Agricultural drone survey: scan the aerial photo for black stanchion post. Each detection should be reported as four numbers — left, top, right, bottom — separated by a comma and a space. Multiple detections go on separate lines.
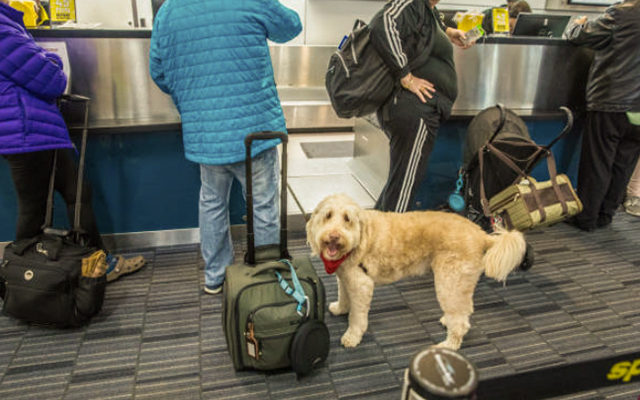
401, 347, 478, 400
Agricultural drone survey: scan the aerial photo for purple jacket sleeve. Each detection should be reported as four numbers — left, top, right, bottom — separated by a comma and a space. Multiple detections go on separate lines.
0, 28, 67, 101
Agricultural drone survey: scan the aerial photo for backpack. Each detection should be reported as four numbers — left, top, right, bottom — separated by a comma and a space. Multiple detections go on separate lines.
325, 8, 436, 119
325, 19, 395, 119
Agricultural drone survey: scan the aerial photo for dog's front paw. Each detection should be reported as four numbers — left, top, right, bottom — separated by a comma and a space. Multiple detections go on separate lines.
329, 301, 349, 316
341, 329, 363, 348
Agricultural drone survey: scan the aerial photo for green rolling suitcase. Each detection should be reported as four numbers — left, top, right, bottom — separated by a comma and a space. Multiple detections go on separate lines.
221, 132, 328, 374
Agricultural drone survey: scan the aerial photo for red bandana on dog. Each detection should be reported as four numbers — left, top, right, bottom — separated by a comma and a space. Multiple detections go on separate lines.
320, 252, 351, 275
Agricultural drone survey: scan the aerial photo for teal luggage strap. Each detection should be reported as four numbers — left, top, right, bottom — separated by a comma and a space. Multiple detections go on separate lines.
275, 259, 309, 317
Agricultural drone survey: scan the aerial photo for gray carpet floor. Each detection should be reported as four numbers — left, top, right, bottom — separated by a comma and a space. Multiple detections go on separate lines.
1, 214, 640, 399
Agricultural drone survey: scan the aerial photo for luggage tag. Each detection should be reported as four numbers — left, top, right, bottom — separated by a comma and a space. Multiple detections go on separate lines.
245, 322, 260, 360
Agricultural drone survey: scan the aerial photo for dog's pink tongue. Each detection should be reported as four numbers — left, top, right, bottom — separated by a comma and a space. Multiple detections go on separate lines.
327, 243, 339, 258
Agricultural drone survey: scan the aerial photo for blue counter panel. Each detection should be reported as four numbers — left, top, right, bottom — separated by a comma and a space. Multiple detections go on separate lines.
413, 118, 582, 210
1, 119, 581, 242
0, 130, 246, 242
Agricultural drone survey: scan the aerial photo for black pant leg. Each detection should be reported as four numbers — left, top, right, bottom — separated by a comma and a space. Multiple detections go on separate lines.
3, 151, 54, 240
375, 90, 441, 213
576, 112, 621, 228
600, 116, 640, 217
3, 149, 104, 249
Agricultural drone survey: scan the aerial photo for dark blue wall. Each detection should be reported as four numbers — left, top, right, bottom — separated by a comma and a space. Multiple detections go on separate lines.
0, 118, 581, 243
0, 129, 246, 242
413, 118, 581, 210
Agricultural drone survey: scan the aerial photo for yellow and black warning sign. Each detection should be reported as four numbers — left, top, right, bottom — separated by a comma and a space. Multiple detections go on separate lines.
50, 0, 76, 23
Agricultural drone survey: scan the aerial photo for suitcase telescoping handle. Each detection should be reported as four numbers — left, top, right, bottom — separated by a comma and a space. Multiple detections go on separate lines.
249, 260, 293, 277
244, 131, 289, 265
43, 94, 91, 243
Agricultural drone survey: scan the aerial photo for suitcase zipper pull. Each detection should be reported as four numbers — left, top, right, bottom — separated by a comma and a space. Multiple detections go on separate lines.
36, 242, 49, 257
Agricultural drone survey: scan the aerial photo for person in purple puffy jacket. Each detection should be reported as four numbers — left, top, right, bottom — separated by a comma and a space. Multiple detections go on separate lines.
0, 0, 145, 282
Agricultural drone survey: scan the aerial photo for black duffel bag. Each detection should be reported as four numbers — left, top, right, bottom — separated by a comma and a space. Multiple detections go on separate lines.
0, 234, 107, 327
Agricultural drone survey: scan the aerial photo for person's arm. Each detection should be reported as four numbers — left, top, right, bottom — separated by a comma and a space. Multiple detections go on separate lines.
369, 0, 421, 81
370, 0, 436, 103
565, 9, 615, 50
261, 0, 302, 44
148, 6, 170, 94
0, 28, 66, 101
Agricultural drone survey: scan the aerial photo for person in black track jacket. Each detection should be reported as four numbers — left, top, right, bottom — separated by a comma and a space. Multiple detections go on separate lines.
369, 0, 471, 213
564, 0, 640, 232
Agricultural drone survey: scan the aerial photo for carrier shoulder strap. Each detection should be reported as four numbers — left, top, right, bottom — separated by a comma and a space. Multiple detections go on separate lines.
482, 143, 568, 221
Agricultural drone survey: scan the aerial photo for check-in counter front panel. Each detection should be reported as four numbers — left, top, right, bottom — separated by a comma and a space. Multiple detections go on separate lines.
29, 31, 592, 130
0, 31, 592, 245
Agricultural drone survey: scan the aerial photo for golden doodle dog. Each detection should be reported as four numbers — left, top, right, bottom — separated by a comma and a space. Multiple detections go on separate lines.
306, 193, 527, 350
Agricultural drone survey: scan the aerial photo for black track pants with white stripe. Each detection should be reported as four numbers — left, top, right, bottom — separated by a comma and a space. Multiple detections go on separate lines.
375, 89, 444, 213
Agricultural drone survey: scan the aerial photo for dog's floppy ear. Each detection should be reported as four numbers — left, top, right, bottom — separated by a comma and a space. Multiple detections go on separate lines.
305, 203, 322, 255
348, 201, 365, 247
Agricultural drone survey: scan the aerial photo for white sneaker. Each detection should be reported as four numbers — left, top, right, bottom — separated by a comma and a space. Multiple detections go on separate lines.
204, 283, 223, 295
623, 196, 640, 217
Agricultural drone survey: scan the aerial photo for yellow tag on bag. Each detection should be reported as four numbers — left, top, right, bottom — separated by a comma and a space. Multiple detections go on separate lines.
82, 250, 108, 278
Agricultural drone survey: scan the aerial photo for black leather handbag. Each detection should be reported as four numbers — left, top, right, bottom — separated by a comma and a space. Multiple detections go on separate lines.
0, 95, 107, 328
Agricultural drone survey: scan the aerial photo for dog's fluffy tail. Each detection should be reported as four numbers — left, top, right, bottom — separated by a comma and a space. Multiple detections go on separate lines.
482, 229, 527, 283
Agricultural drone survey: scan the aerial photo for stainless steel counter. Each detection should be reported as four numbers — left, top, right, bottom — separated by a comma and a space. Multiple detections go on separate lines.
33, 29, 349, 132
453, 37, 592, 113
31, 29, 592, 132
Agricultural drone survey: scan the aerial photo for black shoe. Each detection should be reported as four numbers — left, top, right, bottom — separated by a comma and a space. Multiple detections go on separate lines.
564, 217, 595, 232
597, 213, 612, 228
519, 243, 535, 271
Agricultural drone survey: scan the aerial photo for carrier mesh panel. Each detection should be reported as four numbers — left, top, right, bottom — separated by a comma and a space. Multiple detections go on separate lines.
463, 107, 531, 165
462, 107, 539, 230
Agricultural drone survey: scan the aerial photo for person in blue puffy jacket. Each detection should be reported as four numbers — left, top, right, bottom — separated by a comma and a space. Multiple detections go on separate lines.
0, 0, 145, 281
149, 0, 302, 294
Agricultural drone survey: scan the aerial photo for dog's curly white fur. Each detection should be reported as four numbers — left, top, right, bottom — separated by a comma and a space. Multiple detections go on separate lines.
306, 193, 527, 350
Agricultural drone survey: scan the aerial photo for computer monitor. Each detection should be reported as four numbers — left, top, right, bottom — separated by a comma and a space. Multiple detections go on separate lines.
512, 13, 571, 38
568, 0, 617, 5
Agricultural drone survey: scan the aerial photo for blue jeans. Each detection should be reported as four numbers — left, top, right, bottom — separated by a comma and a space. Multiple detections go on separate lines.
199, 147, 280, 287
